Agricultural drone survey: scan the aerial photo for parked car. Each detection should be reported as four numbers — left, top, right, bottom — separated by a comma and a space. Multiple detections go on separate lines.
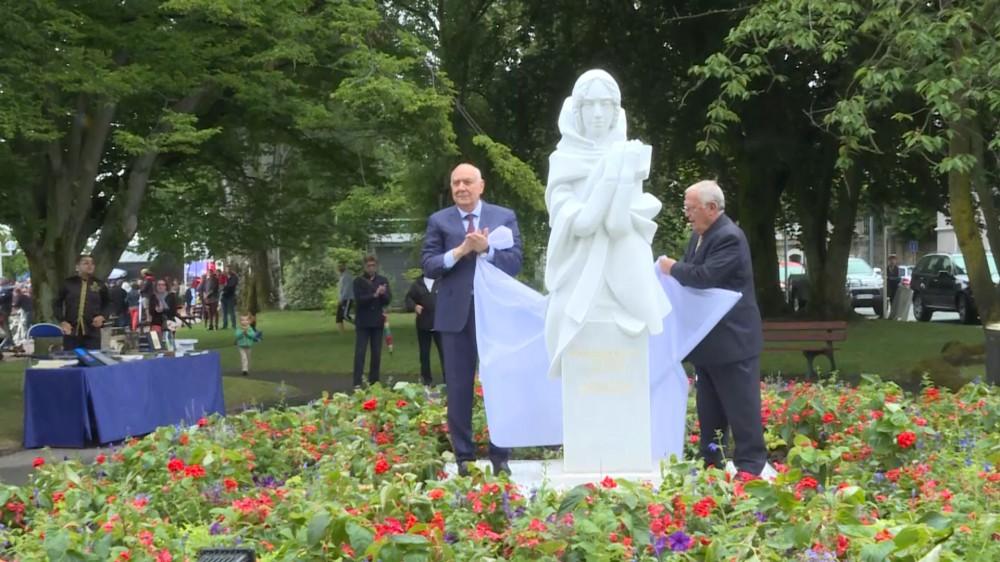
910, 252, 999, 324
786, 257, 884, 315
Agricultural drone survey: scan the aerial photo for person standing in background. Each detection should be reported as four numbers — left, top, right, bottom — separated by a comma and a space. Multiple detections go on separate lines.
352, 256, 391, 387
235, 314, 258, 377
202, 269, 220, 330
336, 262, 353, 333
53, 255, 111, 350
405, 273, 445, 386
221, 265, 239, 329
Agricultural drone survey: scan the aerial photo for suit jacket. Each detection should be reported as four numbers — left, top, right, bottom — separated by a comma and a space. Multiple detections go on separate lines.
405, 279, 438, 332
353, 273, 391, 328
421, 201, 522, 333
671, 213, 763, 366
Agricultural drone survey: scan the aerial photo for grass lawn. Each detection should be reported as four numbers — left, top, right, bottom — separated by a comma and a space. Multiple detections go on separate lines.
0, 310, 986, 449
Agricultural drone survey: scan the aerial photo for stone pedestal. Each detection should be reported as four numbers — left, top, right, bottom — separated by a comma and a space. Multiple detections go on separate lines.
561, 321, 652, 474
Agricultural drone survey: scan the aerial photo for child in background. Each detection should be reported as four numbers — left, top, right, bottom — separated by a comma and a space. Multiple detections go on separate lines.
235, 314, 257, 377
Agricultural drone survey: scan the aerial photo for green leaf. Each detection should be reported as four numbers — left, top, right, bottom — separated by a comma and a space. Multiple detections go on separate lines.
557, 485, 589, 516
347, 521, 374, 553
861, 541, 896, 562
307, 511, 332, 546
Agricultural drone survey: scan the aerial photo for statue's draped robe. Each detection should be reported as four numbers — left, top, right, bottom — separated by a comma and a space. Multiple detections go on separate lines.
544, 98, 671, 378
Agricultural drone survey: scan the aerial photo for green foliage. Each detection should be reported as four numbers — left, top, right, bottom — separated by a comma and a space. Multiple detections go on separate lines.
472, 135, 546, 213
282, 254, 342, 311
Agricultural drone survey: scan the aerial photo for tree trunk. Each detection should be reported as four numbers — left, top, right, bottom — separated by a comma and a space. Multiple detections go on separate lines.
732, 161, 787, 316
796, 158, 861, 319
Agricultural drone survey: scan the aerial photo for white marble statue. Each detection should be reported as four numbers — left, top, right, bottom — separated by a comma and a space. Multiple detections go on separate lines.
544, 69, 671, 378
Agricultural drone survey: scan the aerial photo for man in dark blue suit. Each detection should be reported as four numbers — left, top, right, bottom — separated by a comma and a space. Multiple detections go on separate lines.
658, 180, 767, 476
421, 163, 522, 476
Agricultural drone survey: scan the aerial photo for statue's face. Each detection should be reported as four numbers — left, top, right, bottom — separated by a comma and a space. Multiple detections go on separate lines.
578, 80, 617, 141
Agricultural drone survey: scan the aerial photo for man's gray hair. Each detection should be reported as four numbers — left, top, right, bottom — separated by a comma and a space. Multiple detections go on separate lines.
686, 180, 726, 211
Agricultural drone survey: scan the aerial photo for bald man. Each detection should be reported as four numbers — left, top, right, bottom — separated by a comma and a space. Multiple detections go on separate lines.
421, 163, 523, 476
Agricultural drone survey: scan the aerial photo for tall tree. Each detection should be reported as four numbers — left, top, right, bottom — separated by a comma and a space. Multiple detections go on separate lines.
691, 0, 953, 317
0, 0, 453, 320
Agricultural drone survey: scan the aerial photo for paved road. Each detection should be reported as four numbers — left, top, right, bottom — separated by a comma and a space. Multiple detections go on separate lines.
855, 306, 961, 323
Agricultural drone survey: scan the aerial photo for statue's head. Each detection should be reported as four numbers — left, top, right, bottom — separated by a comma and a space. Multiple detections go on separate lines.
572, 70, 622, 142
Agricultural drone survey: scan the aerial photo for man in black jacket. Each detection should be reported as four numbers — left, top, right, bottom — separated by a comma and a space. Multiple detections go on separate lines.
405, 274, 445, 385
658, 180, 767, 476
53, 255, 111, 350
352, 255, 391, 387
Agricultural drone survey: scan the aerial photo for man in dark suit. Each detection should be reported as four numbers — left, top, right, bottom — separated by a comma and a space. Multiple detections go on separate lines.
353, 255, 391, 387
657, 180, 767, 476
405, 274, 445, 386
53, 255, 111, 350
421, 163, 522, 476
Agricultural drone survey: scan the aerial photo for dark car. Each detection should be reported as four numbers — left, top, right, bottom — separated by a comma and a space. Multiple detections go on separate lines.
910, 253, 999, 324
787, 257, 885, 315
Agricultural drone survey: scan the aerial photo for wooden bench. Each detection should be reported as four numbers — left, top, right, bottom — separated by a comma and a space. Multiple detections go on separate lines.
763, 321, 848, 378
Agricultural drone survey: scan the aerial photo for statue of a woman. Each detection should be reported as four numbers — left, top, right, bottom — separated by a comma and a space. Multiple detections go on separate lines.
544, 69, 670, 377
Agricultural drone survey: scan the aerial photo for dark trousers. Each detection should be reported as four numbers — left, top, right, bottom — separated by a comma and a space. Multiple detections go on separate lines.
695, 355, 766, 475
336, 299, 353, 323
353, 326, 383, 386
203, 302, 218, 328
440, 304, 508, 464
221, 296, 236, 329
63, 332, 102, 350
417, 328, 445, 385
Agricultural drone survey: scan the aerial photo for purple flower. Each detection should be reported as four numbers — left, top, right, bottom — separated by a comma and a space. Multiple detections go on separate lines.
209, 521, 223, 535
668, 530, 691, 552
754, 511, 768, 523
652, 534, 668, 556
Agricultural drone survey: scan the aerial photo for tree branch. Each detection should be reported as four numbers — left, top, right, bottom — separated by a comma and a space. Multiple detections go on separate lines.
665, 5, 753, 24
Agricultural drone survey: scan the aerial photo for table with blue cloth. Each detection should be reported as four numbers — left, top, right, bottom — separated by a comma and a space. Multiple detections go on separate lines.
23, 352, 225, 448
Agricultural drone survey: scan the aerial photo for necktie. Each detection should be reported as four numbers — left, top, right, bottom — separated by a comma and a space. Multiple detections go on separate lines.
465, 214, 476, 234
695, 236, 703, 252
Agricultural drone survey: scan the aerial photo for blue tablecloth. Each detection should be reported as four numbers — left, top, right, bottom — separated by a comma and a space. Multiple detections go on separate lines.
23, 352, 225, 448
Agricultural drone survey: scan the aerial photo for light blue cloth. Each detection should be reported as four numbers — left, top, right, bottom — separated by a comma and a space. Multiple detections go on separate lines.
473, 260, 739, 460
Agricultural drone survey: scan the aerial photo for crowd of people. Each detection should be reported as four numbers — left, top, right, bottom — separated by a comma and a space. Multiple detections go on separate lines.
0, 260, 254, 368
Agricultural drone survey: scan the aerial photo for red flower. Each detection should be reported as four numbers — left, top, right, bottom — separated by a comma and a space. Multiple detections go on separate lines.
396, 399, 408, 408
896, 431, 917, 449
427, 488, 445, 500
223, 478, 238, 492
197, 417, 208, 427
822, 412, 836, 424
156, 549, 172, 562
179, 434, 189, 446
51, 491, 64, 503
139, 530, 154, 547
95, 453, 106, 465
796, 476, 819, 492
836, 534, 850, 555
374, 457, 391, 474
183, 463, 206, 479
117, 552, 131, 561
875, 529, 893, 542
32, 457, 45, 469
167, 458, 185, 473
600, 476, 617, 489
362, 399, 378, 411
886, 468, 901, 482
529, 518, 547, 532
693, 497, 716, 518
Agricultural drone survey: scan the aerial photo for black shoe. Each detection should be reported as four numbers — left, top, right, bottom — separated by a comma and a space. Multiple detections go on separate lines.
492, 461, 511, 476
457, 461, 472, 477
242, 371, 248, 377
